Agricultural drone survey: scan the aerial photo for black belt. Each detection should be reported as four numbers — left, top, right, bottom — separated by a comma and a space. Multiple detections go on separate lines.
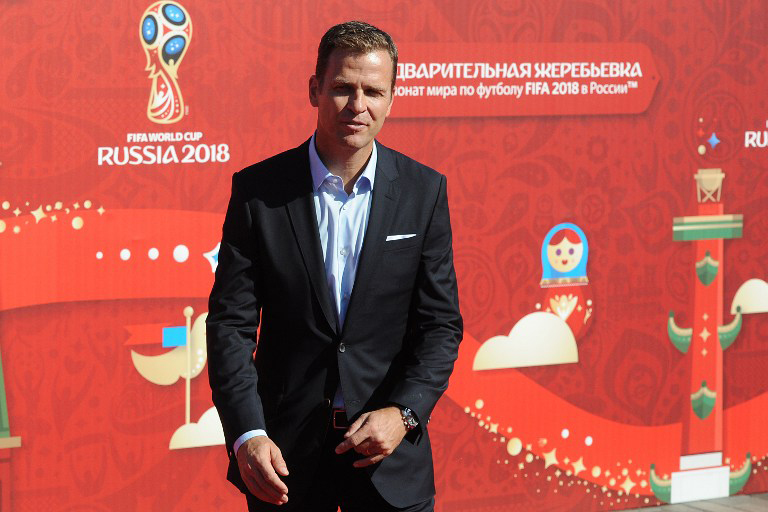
332, 408, 349, 430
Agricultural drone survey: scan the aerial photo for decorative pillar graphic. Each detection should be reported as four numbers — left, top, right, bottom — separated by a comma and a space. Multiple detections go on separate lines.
0, 344, 22, 512
650, 168, 750, 503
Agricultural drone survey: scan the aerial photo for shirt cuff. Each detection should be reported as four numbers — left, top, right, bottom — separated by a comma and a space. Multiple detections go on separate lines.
233, 429, 267, 456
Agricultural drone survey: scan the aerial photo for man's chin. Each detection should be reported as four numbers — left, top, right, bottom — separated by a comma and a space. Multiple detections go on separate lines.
316, 131, 376, 158
338, 133, 374, 151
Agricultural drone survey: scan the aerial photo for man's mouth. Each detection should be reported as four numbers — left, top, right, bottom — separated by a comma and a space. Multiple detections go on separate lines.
342, 121, 367, 131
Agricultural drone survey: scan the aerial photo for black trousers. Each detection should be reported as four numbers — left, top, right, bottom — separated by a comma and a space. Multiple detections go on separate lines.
245, 427, 434, 512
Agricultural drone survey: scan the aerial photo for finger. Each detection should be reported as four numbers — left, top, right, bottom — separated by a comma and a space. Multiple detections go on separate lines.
254, 455, 289, 496
335, 429, 369, 454
242, 472, 263, 498
271, 445, 290, 476
335, 437, 354, 454
344, 413, 368, 439
353, 454, 386, 468
353, 440, 374, 456
246, 472, 288, 505
247, 475, 277, 504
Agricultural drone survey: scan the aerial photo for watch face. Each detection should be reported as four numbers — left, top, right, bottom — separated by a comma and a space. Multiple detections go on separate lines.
401, 407, 418, 428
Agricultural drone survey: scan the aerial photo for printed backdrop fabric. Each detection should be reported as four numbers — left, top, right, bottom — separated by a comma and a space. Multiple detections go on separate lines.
2, 1, 768, 510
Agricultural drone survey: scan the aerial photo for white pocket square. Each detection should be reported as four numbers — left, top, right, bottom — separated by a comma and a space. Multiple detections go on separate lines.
386, 234, 417, 241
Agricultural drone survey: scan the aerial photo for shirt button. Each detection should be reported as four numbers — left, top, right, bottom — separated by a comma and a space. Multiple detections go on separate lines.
339, 247, 349, 256
338, 343, 346, 353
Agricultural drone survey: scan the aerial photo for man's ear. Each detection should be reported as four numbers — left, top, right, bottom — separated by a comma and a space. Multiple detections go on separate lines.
385, 89, 394, 117
309, 75, 319, 107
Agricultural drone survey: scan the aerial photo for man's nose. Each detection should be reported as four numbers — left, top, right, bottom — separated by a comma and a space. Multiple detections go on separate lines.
347, 90, 366, 113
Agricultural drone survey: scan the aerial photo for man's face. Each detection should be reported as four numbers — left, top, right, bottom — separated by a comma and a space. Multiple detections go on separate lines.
309, 49, 394, 160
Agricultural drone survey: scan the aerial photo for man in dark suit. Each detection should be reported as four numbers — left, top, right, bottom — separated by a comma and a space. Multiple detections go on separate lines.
207, 21, 462, 511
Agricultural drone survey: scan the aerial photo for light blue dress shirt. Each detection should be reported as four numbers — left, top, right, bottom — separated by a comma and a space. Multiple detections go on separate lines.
233, 135, 377, 455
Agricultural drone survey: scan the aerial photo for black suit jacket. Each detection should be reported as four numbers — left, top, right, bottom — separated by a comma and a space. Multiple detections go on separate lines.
206, 139, 462, 507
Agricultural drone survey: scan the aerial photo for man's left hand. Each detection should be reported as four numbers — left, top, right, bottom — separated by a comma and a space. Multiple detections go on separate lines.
335, 406, 407, 468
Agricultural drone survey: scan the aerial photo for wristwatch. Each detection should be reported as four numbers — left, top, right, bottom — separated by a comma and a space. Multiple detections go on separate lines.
399, 407, 419, 431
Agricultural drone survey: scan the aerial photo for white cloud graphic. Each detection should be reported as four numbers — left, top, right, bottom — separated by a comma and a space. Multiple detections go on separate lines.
473, 312, 578, 371
169, 407, 225, 450
731, 278, 768, 314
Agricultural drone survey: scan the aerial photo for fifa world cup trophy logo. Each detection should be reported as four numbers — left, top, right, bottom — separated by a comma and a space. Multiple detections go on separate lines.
139, 2, 192, 124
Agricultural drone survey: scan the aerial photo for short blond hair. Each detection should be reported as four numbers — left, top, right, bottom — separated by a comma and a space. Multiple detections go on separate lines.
316, 21, 398, 90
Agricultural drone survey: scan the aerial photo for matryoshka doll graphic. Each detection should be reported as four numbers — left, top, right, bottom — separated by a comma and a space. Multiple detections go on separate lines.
539, 223, 593, 339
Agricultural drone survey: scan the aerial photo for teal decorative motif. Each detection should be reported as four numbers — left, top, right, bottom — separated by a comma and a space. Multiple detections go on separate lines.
672, 214, 743, 241
649, 464, 671, 503
695, 251, 719, 286
729, 453, 751, 495
667, 311, 692, 353
0, 347, 10, 438
719, 307, 742, 351
691, 381, 716, 420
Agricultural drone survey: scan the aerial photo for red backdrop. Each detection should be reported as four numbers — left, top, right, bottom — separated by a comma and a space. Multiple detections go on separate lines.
2, 1, 768, 510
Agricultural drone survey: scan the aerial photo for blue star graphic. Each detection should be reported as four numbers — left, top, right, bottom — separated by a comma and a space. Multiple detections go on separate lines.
707, 132, 720, 148
203, 242, 220, 273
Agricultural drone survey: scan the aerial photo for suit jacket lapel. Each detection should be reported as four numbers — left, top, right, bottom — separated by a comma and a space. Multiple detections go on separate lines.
342, 143, 401, 334
284, 140, 339, 334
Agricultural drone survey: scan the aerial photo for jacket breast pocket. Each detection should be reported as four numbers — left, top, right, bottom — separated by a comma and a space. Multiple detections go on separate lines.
383, 236, 420, 252
378, 242, 421, 290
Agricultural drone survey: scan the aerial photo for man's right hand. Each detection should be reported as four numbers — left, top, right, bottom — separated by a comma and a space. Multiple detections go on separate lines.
236, 436, 290, 505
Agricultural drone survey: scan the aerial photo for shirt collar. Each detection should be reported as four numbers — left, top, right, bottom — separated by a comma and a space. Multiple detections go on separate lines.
309, 133, 377, 193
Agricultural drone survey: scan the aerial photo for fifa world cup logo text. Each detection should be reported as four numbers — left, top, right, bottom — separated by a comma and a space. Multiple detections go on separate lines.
140, 2, 192, 124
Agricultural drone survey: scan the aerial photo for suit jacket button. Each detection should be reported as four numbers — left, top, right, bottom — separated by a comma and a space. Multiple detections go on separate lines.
338, 343, 346, 353
323, 398, 331, 408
